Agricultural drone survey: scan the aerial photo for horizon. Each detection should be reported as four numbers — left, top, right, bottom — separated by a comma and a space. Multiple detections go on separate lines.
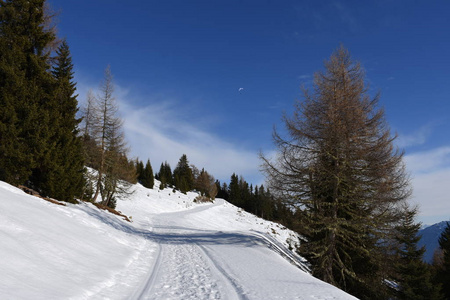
49, 0, 450, 225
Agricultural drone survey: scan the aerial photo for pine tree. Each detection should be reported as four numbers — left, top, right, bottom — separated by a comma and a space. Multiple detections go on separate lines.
158, 161, 173, 189
140, 159, 154, 189
0, 0, 56, 186
436, 222, 450, 299
393, 207, 442, 300
261, 46, 411, 299
215, 181, 229, 200
35, 40, 84, 202
228, 173, 240, 205
173, 154, 194, 193
136, 159, 144, 182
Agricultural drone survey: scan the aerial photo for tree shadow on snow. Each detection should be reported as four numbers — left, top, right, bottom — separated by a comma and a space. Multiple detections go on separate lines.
77, 202, 263, 248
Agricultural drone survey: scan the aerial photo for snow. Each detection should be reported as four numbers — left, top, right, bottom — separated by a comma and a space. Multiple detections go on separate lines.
0, 180, 357, 299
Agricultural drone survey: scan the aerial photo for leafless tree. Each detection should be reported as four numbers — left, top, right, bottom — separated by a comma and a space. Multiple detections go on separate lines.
261, 46, 411, 298
81, 66, 134, 207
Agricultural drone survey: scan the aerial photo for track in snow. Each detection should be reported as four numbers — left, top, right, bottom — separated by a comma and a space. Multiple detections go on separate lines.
120, 199, 356, 300
132, 225, 246, 300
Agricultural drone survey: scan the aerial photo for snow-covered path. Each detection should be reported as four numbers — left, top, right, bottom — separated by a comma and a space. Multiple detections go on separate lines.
0, 181, 357, 299
121, 199, 356, 300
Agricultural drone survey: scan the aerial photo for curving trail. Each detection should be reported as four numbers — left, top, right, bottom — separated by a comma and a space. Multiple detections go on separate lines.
127, 200, 356, 300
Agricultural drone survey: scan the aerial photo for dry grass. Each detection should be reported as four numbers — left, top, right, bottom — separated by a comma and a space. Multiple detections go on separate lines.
194, 195, 213, 203
91, 202, 131, 223
17, 185, 131, 222
18, 185, 66, 206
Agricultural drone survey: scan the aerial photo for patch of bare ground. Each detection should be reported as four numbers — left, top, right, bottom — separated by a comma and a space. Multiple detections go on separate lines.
18, 185, 66, 206
91, 202, 131, 223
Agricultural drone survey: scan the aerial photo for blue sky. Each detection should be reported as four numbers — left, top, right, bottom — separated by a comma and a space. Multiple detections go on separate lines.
49, 0, 450, 225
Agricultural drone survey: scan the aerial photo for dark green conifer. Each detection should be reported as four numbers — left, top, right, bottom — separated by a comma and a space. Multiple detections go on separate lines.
173, 154, 193, 193
0, 0, 56, 186
228, 173, 240, 205
140, 159, 154, 189
158, 161, 173, 189
136, 160, 144, 182
393, 207, 442, 300
436, 222, 450, 299
35, 40, 84, 202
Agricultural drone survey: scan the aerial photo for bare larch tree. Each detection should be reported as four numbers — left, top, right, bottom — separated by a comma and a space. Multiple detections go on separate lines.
261, 46, 411, 299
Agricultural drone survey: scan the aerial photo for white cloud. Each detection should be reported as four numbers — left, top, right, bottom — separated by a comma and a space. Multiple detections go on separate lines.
75, 78, 264, 184
410, 168, 450, 224
120, 99, 261, 183
396, 124, 433, 148
404, 146, 450, 174
110, 87, 262, 185
404, 147, 450, 224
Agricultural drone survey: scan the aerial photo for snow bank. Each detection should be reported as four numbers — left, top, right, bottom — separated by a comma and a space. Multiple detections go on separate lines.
0, 180, 357, 299
0, 181, 155, 299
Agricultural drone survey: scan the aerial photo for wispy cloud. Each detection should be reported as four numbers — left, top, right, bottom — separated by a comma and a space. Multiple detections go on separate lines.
75, 74, 264, 184
405, 146, 450, 174
77, 79, 261, 185
298, 74, 311, 80
404, 146, 450, 224
120, 98, 261, 183
396, 124, 433, 148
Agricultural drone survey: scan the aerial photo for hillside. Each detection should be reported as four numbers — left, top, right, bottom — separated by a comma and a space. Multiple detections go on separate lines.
419, 221, 449, 263
0, 180, 357, 299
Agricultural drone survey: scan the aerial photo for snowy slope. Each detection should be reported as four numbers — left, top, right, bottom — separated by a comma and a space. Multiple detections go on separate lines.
0, 180, 357, 299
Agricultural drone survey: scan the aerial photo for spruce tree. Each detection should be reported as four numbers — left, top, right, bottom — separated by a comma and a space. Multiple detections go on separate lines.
136, 159, 144, 182
173, 154, 194, 193
215, 181, 229, 200
0, 0, 56, 186
228, 173, 240, 205
141, 159, 154, 189
35, 40, 84, 202
158, 161, 173, 189
393, 207, 442, 300
436, 222, 450, 299
261, 46, 411, 299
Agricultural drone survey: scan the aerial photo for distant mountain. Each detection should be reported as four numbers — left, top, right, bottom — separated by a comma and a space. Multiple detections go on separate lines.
418, 221, 449, 263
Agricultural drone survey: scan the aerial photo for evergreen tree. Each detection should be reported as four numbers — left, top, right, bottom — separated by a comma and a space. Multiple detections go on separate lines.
173, 154, 194, 193
215, 181, 229, 200
136, 159, 144, 182
35, 40, 84, 202
261, 46, 411, 299
393, 207, 442, 300
0, 0, 56, 186
158, 161, 173, 189
228, 173, 240, 205
140, 159, 154, 189
436, 222, 450, 299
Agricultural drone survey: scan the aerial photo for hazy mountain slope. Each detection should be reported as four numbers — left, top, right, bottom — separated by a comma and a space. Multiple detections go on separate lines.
419, 221, 449, 263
